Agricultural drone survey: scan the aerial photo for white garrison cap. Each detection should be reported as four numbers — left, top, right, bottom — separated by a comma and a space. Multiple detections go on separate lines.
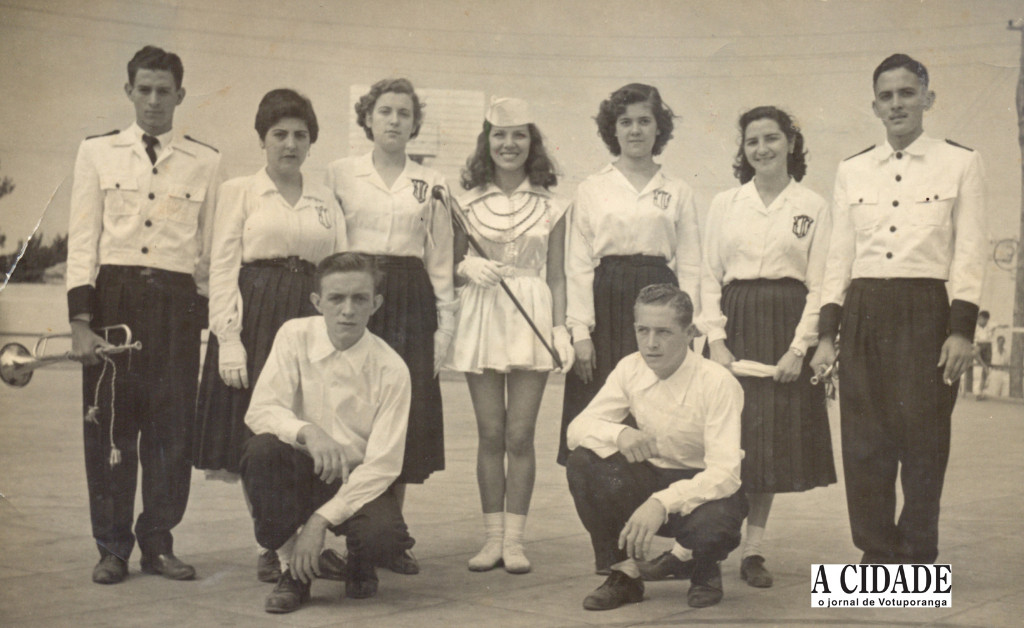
486, 96, 531, 127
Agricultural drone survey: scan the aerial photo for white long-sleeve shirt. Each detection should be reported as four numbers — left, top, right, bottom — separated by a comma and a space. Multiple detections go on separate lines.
325, 153, 457, 319
819, 134, 986, 339
565, 164, 701, 342
207, 169, 347, 348
67, 123, 221, 317
567, 349, 744, 516
700, 179, 831, 354
245, 317, 411, 526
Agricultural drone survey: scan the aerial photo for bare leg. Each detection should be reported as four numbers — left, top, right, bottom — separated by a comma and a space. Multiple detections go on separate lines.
503, 370, 548, 515
466, 371, 508, 514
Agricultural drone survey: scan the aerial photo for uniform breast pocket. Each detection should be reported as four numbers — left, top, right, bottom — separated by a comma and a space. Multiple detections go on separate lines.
910, 186, 956, 226
100, 175, 140, 216
847, 188, 879, 231
166, 184, 206, 225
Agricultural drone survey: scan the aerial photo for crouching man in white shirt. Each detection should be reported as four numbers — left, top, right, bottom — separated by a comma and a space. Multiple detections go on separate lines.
566, 284, 747, 611
241, 252, 414, 614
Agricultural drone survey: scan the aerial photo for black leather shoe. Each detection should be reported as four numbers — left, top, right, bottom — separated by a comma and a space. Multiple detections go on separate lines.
740, 555, 773, 588
387, 548, 420, 575
346, 557, 379, 599
92, 554, 128, 585
265, 570, 310, 614
140, 553, 196, 580
318, 548, 348, 581
637, 551, 695, 581
687, 561, 723, 608
583, 570, 645, 611
257, 550, 281, 583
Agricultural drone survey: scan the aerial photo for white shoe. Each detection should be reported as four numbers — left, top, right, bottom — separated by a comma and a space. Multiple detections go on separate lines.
502, 540, 531, 574
468, 538, 503, 572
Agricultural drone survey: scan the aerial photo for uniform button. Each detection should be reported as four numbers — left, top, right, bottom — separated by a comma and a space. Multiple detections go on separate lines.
895, 151, 903, 159
145, 219, 152, 227
141, 246, 149, 254
115, 183, 120, 189
895, 175, 902, 182
892, 200, 899, 207
152, 167, 158, 175
886, 252, 893, 259
890, 225, 896, 232
858, 198, 864, 203
148, 192, 155, 200
185, 193, 191, 199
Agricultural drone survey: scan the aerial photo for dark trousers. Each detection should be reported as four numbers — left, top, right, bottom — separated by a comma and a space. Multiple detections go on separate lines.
83, 265, 202, 560
839, 279, 956, 564
240, 434, 414, 568
566, 448, 747, 568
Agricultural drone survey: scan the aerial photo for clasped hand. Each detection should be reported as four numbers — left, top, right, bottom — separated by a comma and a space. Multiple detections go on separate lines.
298, 424, 349, 484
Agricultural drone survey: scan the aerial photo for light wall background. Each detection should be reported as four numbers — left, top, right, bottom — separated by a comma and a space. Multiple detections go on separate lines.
0, 0, 1021, 322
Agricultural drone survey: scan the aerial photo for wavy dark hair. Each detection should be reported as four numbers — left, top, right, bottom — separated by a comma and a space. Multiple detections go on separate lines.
127, 45, 184, 89
873, 53, 928, 89
460, 120, 558, 191
254, 88, 319, 143
354, 78, 424, 141
594, 83, 675, 157
732, 106, 807, 184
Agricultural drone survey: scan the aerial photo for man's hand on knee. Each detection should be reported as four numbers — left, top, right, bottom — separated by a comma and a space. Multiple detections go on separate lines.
292, 513, 330, 583
297, 424, 349, 484
619, 498, 667, 561
616, 427, 660, 463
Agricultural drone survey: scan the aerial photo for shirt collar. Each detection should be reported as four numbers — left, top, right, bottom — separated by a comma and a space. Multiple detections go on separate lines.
116, 123, 182, 155
633, 348, 701, 405
607, 162, 668, 196
459, 178, 552, 205
874, 132, 933, 161
308, 317, 372, 370
355, 150, 416, 193
252, 167, 328, 208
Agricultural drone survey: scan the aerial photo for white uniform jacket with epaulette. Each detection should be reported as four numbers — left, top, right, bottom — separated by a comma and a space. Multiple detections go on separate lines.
67, 122, 222, 319
819, 133, 986, 338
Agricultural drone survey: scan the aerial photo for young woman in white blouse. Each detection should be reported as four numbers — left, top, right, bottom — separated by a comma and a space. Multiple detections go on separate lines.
558, 84, 701, 488
697, 106, 836, 587
195, 88, 347, 581
325, 78, 456, 576
446, 97, 574, 574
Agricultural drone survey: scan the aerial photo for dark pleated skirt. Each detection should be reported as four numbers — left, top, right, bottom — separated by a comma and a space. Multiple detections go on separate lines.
194, 263, 317, 474
721, 278, 836, 493
558, 255, 677, 465
368, 255, 443, 484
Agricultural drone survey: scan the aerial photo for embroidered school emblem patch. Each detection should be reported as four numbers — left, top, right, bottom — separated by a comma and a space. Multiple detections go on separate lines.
793, 215, 814, 238
411, 179, 429, 203
652, 190, 672, 210
315, 204, 332, 228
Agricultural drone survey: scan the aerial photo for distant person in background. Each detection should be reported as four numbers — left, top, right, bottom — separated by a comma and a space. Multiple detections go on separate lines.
559, 86, 702, 573
810, 54, 987, 564
194, 89, 347, 583
446, 97, 574, 574
326, 78, 456, 575
66, 45, 221, 584
672, 106, 836, 588
984, 335, 1010, 398
972, 311, 1006, 399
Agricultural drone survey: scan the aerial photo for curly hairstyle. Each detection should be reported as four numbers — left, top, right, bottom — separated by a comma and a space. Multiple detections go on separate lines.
254, 88, 319, 143
460, 121, 558, 191
594, 83, 675, 157
354, 78, 424, 141
732, 106, 807, 184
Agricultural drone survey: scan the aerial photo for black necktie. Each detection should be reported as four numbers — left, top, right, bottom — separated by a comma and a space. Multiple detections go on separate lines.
142, 134, 159, 165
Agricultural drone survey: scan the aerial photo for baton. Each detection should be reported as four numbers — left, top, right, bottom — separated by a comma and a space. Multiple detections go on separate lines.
432, 185, 563, 370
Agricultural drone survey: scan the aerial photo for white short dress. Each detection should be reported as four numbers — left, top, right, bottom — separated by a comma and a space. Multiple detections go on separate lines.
446, 180, 568, 373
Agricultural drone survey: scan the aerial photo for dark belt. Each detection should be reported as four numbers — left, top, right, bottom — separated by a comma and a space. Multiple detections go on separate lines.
99, 264, 194, 286
371, 255, 423, 269
598, 254, 667, 268
244, 256, 315, 275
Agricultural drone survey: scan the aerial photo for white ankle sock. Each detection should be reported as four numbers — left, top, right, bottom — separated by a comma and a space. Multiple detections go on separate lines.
277, 533, 298, 573
502, 513, 531, 573
744, 524, 766, 558
611, 558, 640, 578
669, 542, 693, 561
468, 512, 504, 571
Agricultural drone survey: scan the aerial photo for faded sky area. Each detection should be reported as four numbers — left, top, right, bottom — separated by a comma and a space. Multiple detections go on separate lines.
0, 0, 1021, 320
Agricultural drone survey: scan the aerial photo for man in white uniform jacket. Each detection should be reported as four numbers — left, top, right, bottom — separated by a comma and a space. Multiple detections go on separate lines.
566, 284, 747, 611
242, 252, 414, 614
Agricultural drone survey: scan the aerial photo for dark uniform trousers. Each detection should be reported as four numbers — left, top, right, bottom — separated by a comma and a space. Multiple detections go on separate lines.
83, 265, 202, 560
839, 278, 956, 564
566, 448, 747, 569
240, 434, 414, 568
